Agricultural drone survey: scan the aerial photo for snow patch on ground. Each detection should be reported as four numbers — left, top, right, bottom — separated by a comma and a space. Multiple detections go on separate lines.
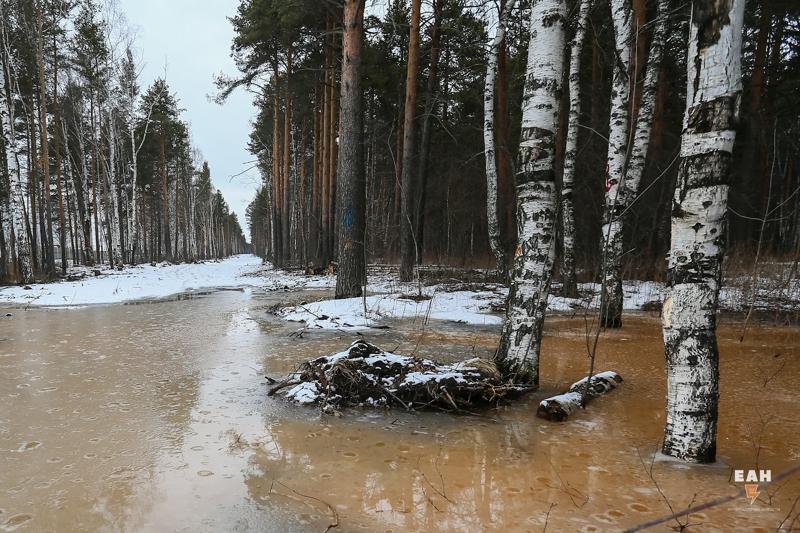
278, 288, 504, 330
0, 254, 297, 307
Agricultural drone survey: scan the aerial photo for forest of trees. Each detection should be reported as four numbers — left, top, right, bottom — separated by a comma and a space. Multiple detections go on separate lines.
0, 0, 247, 285
232, 0, 797, 463
236, 0, 799, 286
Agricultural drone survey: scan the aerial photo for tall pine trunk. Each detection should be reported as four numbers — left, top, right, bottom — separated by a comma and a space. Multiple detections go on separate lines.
282, 48, 292, 263
494, 0, 566, 385
661, 0, 745, 464
414, 0, 443, 260
398, 0, 421, 282
560, 0, 591, 297
335, 0, 366, 299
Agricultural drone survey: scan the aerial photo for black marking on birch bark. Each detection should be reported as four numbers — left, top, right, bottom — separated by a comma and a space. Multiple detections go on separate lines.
662, 328, 719, 463
541, 12, 564, 28
523, 76, 563, 99
675, 152, 732, 195
692, 0, 732, 49
667, 250, 726, 285
687, 95, 738, 132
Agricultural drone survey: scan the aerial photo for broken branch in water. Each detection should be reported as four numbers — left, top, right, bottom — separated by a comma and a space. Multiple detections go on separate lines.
270, 479, 339, 532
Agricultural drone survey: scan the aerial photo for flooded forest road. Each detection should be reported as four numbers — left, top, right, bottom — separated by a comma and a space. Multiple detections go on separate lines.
1, 288, 798, 532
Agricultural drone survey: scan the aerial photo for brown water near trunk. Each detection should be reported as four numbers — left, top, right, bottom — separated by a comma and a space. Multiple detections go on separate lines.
0, 289, 798, 532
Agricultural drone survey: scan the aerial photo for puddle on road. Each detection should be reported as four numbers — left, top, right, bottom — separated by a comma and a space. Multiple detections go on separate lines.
0, 290, 798, 531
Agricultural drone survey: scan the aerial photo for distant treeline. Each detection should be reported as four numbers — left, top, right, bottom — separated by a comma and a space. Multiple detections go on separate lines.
1, 0, 248, 285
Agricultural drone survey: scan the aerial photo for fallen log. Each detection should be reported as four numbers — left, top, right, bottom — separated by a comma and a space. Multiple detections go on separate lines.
536, 371, 623, 421
273, 339, 531, 411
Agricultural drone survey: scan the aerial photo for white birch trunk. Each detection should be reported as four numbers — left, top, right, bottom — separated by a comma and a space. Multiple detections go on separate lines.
560, 0, 591, 297
188, 178, 197, 261
129, 125, 140, 263
494, 0, 565, 385
76, 120, 95, 264
622, 0, 670, 200
107, 110, 123, 269
599, 0, 633, 328
661, 0, 745, 463
63, 118, 85, 264
0, 50, 34, 284
483, 0, 517, 280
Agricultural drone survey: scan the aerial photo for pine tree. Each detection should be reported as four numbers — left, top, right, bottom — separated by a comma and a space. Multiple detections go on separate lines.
335, 0, 367, 299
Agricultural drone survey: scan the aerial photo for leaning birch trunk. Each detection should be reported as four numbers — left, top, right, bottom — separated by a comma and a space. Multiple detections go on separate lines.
334, 0, 367, 299
598, 0, 633, 328
559, 0, 591, 298
661, 0, 744, 464
494, 0, 565, 386
0, 45, 34, 284
621, 0, 670, 201
483, 0, 517, 281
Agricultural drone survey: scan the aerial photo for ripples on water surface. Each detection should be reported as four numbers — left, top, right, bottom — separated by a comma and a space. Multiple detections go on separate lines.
0, 289, 798, 531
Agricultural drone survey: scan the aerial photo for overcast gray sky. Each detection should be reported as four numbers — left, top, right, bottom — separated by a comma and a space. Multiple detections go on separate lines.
118, 0, 258, 230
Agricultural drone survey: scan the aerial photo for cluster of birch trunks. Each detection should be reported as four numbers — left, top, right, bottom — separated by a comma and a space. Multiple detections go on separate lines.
0, 1, 247, 285
251, 0, 745, 464
493, 0, 744, 464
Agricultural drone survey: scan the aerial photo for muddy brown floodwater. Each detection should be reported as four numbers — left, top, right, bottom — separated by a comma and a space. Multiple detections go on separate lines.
1, 288, 798, 532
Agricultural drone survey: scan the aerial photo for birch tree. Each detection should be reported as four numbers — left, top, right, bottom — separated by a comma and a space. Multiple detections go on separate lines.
495, 0, 566, 385
105, 107, 124, 269
622, 0, 670, 203
661, 0, 745, 463
599, 0, 670, 327
598, 0, 633, 328
0, 11, 34, 284
35, 0, 56, 277
483, 0, 517, 281
559, 0, 591, 297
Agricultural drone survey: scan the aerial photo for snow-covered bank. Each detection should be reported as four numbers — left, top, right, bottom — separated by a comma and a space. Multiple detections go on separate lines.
277, 274, 800, 330
277, 281, 659, 330
279, 288, 504, 330
0, 255, 274, 307
4, 255, 795, 323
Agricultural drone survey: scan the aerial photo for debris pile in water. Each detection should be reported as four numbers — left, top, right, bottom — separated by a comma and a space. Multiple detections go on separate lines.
269, 340, 530, 411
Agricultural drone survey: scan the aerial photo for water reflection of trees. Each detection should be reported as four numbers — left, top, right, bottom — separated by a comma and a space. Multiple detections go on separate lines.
241, 414, 593, 531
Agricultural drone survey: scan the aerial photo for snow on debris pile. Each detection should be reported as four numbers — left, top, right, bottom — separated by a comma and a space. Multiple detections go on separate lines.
269, 340, 530, 411
537, 371, 623, 421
